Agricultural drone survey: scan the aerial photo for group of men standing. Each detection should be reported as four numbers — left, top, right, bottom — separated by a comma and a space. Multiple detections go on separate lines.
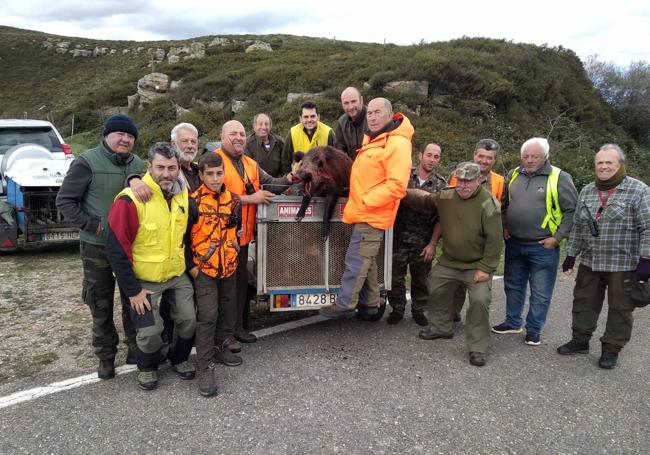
305, 88, 647, 371
57, 84, 648, 397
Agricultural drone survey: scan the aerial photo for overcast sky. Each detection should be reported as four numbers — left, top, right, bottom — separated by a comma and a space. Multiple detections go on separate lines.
1, 0, 648, 66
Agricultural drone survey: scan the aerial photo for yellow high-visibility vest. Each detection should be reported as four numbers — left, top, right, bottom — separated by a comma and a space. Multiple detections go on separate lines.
116, 172, 189, 282
290, 122, 331, 154
508, 166, 562, 234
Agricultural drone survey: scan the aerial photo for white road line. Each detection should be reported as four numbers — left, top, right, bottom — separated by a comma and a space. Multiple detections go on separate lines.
0, 318, 323, 409
1, 277, 504, 409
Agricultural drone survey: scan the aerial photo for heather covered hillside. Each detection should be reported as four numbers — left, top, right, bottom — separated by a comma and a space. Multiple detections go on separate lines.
1, 25, 647, 185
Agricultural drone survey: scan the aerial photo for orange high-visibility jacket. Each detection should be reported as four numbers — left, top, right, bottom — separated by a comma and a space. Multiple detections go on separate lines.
191, 184, 240, 279
449, 170, 505, 204
343, 113, 413, 229
217, 149, 260, 246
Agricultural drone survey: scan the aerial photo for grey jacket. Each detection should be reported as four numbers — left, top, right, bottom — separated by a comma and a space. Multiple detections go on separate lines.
502, 161, 578, 243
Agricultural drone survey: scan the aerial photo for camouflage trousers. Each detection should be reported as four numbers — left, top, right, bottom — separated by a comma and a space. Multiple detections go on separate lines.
386, 240, 432, 315
571, 264, 635, 353
80, 241, 136, 361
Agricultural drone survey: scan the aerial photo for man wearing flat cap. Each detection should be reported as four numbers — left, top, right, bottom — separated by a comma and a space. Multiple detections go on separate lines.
57, 113, 151, 380
403, 162, 503, 367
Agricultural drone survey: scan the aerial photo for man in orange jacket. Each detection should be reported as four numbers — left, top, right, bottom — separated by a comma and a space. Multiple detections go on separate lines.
320, 98, 413, 319
216, 120, 292, 346
448, 139, 504, 203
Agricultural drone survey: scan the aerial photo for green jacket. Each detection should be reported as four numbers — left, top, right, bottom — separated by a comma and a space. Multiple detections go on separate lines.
56, 142, 144, 245
403, 187, 503, 273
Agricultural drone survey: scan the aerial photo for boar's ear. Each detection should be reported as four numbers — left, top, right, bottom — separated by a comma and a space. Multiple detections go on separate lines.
294, 151, 305, 163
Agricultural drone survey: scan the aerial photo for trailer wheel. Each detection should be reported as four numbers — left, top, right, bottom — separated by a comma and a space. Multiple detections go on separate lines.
356, 294, 386, 322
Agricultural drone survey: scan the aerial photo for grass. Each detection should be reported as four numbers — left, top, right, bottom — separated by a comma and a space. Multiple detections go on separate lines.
9, 352, 59, 379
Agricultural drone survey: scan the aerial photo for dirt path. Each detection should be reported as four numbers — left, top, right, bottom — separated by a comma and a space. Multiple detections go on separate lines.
0, 245, 311, 386
0, 246, 114, 383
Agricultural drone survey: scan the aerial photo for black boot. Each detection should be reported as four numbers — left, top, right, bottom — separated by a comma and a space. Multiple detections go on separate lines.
598, 351, 618, 369
98, 358, 115, 380
126, 343, 137, 365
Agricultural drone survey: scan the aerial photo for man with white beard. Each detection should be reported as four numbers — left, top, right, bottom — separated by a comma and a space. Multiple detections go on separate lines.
171, 123, 201, 193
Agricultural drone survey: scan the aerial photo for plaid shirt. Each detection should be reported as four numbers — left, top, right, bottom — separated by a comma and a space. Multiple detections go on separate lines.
566, 177, 650, 271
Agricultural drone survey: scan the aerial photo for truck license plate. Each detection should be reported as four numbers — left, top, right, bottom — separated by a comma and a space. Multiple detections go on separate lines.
291, 293, 336, 308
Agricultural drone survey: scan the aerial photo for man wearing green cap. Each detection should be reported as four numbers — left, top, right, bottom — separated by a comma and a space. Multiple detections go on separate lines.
57, 113, 151, 380
402, 162, 503, 367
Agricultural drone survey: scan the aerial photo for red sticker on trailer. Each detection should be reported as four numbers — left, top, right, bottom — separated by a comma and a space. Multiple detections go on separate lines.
277, 204, 313, 218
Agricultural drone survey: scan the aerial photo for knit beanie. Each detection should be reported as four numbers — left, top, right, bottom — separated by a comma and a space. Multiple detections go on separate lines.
103, 114, 138, 139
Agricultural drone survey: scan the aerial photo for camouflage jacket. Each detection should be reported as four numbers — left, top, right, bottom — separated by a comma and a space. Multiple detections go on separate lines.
393, 168, 447, 245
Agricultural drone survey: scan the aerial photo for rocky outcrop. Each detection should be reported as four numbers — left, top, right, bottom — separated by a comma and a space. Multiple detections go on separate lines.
209, 37, 231, 47
167, 42, 206, 62
383, 80, 429, 97
136, 72, 170, 107
149, 48, 166, 61
245, 41, 272, 53
286, 92, 324, 103
41, 39, 117, 57
430, 95, 453, 109
127, 94, 140, 109
72, 49, 92, 58
231, 100, 247, 113
174, 104, 190, 117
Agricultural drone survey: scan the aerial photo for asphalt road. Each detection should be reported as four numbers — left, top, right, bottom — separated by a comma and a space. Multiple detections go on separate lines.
1, 275, 649, 454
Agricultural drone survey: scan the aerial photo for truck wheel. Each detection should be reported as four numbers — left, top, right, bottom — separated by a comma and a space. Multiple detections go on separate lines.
356, 294, 386, 322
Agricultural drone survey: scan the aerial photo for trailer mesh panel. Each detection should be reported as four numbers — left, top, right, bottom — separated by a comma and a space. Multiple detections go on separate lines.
266, 222, 325, 288
265, 221, 385, 289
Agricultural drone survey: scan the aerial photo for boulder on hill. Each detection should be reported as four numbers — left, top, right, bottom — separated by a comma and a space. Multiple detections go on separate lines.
383, 80, 429, 97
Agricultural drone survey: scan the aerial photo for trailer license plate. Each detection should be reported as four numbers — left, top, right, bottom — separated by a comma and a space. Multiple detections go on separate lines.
43, 231, 79, 241
291, 293, 336, 308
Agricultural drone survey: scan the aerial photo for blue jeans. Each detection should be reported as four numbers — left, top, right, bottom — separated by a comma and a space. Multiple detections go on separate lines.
503, 239, 559, 335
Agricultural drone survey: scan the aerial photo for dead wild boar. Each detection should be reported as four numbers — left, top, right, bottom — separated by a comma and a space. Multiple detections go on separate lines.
292, 146, 352, 237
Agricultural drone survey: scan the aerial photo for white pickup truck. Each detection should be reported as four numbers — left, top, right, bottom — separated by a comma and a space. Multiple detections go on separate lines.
0, 119, 77, 251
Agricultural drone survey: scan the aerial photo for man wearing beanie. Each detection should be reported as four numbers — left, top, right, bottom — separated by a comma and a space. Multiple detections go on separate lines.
402, 162, 503, 367
57, 113, 150, 380
558, 144, 650, 369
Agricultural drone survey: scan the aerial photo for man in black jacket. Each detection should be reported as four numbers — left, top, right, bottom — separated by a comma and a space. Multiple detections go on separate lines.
245, 113, 285, 177
334, 87, 367, 160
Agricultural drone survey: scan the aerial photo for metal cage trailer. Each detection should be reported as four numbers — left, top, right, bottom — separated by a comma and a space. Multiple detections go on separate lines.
253, 195, 392, 317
